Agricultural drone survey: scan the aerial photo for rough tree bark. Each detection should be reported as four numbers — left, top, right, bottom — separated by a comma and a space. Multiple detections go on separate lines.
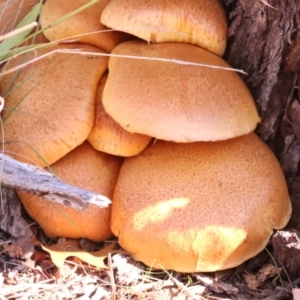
220, 0, 300, 229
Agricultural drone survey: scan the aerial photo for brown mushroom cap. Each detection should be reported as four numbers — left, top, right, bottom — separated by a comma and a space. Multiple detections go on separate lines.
17, 141, 123, 242
101, 0, 228, 56
0, 43, 108, 167
103, 41, 260, 142
111, 133, 291, 272
88, 73, 152, 157
40, 0, 132, 52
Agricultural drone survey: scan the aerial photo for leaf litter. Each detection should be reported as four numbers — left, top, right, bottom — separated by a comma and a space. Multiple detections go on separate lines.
41, 240, 125, 271
0, 220, 297, 299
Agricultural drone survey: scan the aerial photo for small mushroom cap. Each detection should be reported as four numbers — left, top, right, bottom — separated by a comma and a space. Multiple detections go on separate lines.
101, 0, 228, 56
88, 74, 152, 157
0, 0, 39, 35
111, 133, 291, 272
17, 141, 123, 242
103, 41, 260, 142
0, 44, 108, 167
40, 0, 132, 52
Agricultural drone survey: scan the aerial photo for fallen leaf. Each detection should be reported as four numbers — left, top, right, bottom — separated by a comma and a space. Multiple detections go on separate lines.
243, 273, 260, 290
3, 242, 23, 258
243, 264, 280, 290
34, 248, 49, 263
257, 264, 279, 282
194, 274, 238, 295
2, 226, 35, 269
41, 240, 125, 270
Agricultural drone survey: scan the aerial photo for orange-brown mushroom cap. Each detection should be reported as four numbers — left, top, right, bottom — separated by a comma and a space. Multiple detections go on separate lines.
17, 141, 123, 242
101, 0, 228, 56
0, 44, 108, 167
111, 133, 291, 272
103, 41, 260, 142
88, 74, 152, 157
40, 0, 132, 53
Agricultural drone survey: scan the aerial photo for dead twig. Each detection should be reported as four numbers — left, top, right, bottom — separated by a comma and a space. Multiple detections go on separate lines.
0, 153, 111, 211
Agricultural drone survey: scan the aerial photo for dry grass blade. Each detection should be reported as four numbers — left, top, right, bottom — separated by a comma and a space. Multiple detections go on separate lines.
20, 0, 99, 48
0, 22, 37, 42
108, 252, 116, 300
264, 247, 284, 288
0, 1, 42, 61
259, 0, 278, 9
161, 268, 202, 300
0, 0, 100, 63
1, 48, 248, 76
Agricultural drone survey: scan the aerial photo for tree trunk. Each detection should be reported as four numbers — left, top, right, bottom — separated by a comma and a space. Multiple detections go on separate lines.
220, 0, 300, 229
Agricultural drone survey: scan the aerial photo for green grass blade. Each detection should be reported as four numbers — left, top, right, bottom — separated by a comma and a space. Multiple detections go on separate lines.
2, 42, 55, 61
265, 247, 285, 288
21, 0, 99, 45
14, 2, 42, 29
0, 2, 42, 59
0, 0, 99, 61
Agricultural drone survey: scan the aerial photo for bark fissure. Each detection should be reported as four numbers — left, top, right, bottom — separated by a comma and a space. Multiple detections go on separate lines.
221, 0, 300, 228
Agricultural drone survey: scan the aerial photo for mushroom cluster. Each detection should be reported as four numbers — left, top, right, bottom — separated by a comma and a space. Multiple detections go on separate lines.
0, 0, 135, 242
0, 0, 292, 272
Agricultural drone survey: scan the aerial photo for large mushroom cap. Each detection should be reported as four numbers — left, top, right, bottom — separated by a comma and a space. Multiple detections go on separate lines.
0, 44, 108, 167
40, 0, 132, 52
103, 41, 260, 142
101, 0, 228, 56
88, 74, 152, 157
17, 141, 123, 242
111, 133, 291, 272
